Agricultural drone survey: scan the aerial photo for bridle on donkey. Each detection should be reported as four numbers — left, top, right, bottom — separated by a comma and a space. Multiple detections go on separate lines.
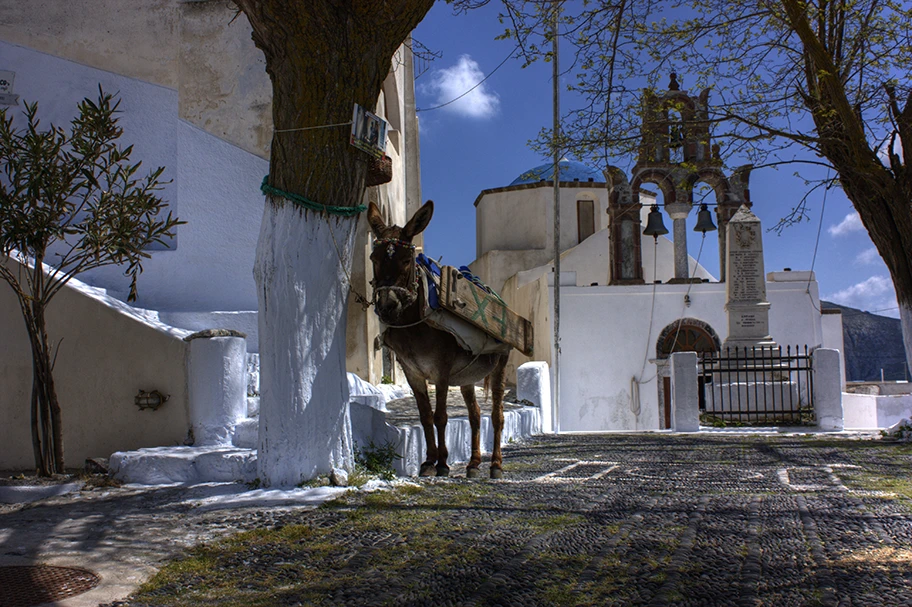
370, 237, 429, 328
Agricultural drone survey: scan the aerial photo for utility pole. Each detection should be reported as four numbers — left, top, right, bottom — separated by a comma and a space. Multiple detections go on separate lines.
551, 0, 561, 433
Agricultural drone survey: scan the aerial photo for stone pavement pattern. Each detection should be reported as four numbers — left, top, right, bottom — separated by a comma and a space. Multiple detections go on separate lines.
3, 434, 912, 606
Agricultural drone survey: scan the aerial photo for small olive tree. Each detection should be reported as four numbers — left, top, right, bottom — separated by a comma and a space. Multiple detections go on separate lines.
0, 89, 182, 475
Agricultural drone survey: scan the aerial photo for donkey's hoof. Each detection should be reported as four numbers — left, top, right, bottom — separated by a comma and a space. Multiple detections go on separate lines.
466, 467, 481, 479
419, 462, 437, 477
436, 465, 450, 477
490, 467, 503, 480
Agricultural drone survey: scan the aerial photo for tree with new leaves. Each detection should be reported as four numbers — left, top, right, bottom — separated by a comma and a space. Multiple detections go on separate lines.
0, 90, 181, 476
230, 1, 434, 485
457, 0, 912, 374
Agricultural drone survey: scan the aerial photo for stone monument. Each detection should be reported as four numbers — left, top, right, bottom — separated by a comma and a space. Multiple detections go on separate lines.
723, 205, 777, 351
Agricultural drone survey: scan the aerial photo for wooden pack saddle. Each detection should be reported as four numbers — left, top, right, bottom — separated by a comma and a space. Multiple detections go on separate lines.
416, 260, 533, 357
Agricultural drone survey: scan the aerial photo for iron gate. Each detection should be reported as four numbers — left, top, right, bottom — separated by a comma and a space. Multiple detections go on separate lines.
699, 345, 815, 425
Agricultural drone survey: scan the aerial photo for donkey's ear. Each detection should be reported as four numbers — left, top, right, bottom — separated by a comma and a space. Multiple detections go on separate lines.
367, 202, 386, 238
402, 200, 434, 240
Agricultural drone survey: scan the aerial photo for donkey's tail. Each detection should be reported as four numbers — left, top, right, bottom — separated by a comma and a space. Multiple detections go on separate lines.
483, 375, 491, 401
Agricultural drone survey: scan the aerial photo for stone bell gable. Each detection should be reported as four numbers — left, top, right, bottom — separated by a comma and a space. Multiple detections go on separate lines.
608, 74, 754, 284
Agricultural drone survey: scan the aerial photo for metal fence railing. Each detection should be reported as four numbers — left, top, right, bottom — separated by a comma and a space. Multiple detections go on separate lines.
699, 345, 815, 425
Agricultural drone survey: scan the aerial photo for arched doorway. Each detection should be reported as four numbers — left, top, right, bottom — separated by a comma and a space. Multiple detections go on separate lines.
655, 318, 721, 428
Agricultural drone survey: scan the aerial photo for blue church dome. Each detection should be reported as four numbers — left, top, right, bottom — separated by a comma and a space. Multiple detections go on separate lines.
510, 159, 602, 186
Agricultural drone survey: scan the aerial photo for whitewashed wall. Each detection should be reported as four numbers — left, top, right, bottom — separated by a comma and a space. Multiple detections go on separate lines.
473, 192, 716, 296
843, 392, 912, 429
0, 258, 193, 470
475, 183, 609, 258
542, 274, 826, 432
0, 40, 267, 315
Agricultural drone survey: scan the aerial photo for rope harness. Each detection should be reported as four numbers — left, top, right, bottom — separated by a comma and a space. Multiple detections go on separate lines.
371, 238, 424, 327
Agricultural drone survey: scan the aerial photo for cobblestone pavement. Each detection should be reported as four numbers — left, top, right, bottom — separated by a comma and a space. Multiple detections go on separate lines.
120, 433, 912, 607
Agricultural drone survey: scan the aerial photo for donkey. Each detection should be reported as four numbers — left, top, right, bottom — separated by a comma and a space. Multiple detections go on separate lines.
367, 200, 509, 479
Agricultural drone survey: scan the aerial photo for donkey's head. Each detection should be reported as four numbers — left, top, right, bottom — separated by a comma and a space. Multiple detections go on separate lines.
367, 200, 434, 323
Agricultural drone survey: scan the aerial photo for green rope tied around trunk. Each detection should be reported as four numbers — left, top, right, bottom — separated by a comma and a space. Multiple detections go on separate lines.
261, 175, 367, 217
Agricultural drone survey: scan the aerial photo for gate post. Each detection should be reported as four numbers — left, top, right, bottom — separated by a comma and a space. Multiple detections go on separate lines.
518, 362, 552, 434
670, 352, 700, 432
813, 348, 844, 431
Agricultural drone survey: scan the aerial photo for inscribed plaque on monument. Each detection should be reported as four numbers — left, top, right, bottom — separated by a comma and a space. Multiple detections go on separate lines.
729, 250, 765, 301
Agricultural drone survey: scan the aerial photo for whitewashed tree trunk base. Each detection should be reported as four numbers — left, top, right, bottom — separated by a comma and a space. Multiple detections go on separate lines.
254, 201, 357, 486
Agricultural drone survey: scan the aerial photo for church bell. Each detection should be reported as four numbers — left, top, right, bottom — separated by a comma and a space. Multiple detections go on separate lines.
693, 203, 717, 233
643, 205, 669, 237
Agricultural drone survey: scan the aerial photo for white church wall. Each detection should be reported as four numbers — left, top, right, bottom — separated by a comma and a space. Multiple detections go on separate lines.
544, 275, 826, 432
471, 249, 553, 297
0, 257, 193, 470
475, 183, 609, 261
476, 188, 551, 258
766, 272, 825, 350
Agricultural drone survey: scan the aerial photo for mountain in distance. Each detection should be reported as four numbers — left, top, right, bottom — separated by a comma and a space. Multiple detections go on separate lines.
820, 300, 909, 382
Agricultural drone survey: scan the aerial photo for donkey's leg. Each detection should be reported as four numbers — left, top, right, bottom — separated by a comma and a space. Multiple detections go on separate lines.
404, 370, 437, 477
461, 385, 482, 479
489, 356, 508, 479
433, 381, 450, 476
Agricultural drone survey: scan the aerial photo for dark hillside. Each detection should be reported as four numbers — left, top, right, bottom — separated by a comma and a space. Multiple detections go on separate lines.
821, 301, 909, 381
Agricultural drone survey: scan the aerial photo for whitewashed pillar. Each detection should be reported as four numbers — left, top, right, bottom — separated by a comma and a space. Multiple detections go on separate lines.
186, 330, 248, 445
518, 361, 553, 434
670, 352, 700, 432
813, 348, 844, 431
665, 202, 692, 281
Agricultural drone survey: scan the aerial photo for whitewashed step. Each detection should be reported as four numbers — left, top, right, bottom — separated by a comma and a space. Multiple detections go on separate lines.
109, 445, 257, 484
247, 396, 260, 417
233, 417, 259, 449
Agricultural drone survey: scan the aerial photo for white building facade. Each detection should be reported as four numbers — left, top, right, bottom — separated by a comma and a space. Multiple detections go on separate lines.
0, 1, 419, 468
472, 79, 845, 432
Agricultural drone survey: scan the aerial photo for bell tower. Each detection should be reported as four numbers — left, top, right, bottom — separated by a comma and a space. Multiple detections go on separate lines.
607, 74, 752, 284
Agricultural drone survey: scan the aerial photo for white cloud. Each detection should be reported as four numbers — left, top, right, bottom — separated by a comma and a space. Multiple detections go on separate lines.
827, 211, 865, 237
877, 136, 904, 164
422, 55, 500, 119
823, 275, 899, 317
855, 247, 880, 266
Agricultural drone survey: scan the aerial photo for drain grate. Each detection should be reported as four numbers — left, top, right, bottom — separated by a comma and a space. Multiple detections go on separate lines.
0, 565, 100, 607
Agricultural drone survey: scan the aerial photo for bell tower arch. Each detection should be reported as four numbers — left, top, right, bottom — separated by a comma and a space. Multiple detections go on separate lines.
607, 74, 753, 283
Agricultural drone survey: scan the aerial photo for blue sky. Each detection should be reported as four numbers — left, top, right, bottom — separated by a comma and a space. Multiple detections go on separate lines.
412, 2, 900, 319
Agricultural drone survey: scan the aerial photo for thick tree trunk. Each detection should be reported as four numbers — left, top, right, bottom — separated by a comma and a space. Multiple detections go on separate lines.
781, 0, 912, 378
26, 318, 60, 475
235, 1, 433, 485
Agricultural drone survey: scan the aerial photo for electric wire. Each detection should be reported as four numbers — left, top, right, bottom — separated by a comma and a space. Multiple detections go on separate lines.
273, 121, 353, 133
634, 237, 660, 385
804, 172, 830, 313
